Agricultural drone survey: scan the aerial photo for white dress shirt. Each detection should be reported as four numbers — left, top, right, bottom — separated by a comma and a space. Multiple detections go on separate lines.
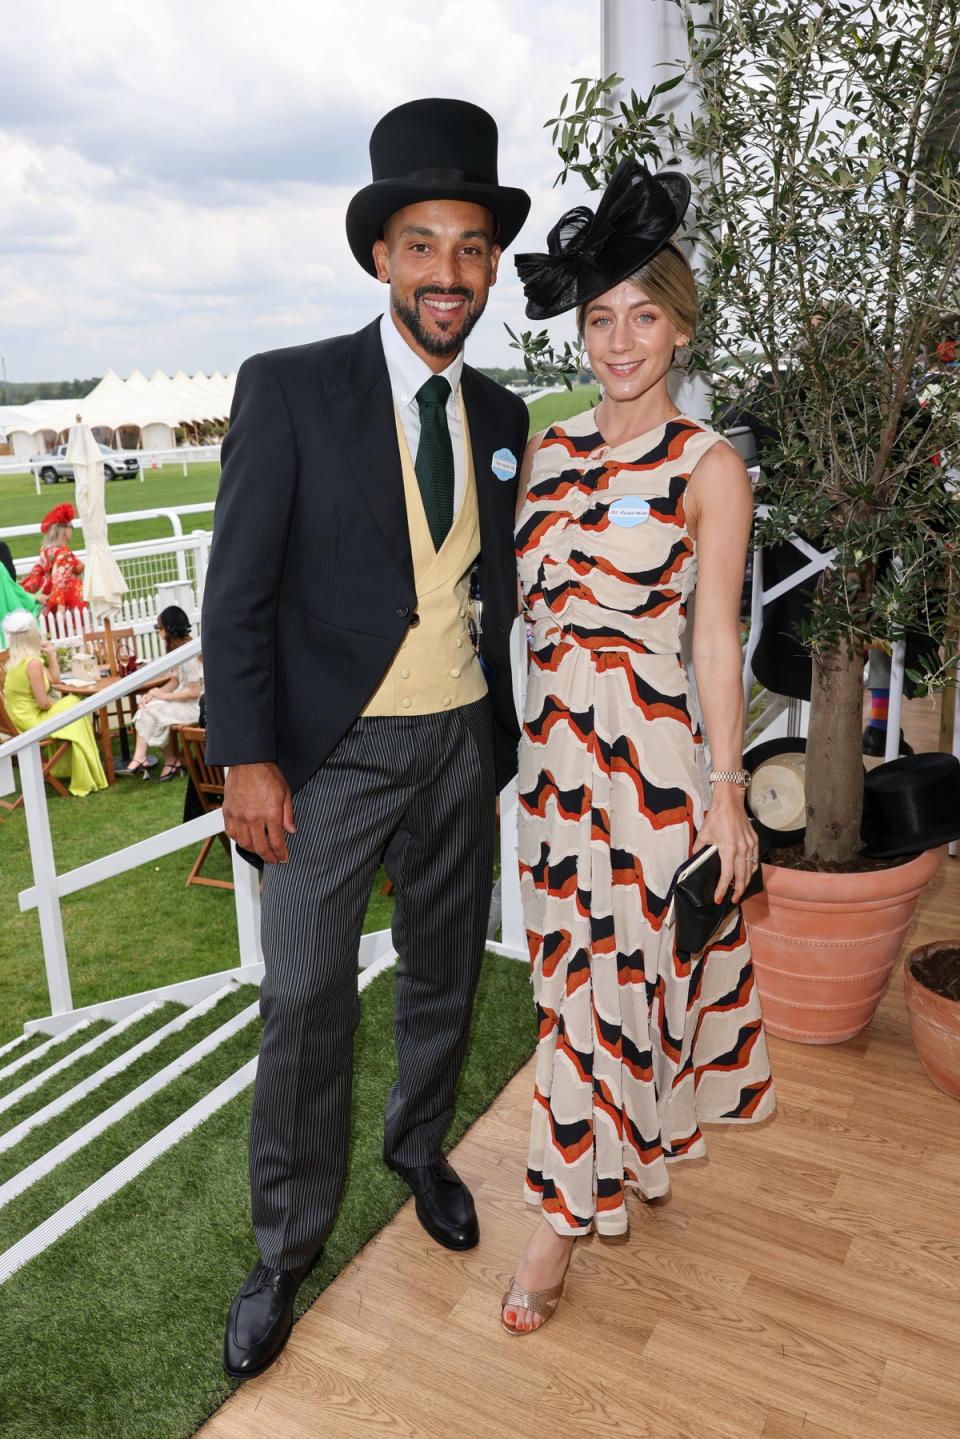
380, 311, 468, 516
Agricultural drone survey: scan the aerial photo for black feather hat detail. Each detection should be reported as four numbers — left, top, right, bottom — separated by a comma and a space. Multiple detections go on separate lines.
514, 158, 692, 320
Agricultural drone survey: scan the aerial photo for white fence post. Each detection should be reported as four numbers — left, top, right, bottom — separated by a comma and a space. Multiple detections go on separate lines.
19, 746, 73, 1015
885, 639, 908, 763
230, 843, 263, 968
193, 529, 210, 602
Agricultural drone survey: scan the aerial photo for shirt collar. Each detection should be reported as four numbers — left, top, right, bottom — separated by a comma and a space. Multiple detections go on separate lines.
380, 311, 464, 411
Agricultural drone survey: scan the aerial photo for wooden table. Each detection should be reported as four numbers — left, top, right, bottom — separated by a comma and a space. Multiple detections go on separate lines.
56, 675, 118, 784
57, 668, 177, 784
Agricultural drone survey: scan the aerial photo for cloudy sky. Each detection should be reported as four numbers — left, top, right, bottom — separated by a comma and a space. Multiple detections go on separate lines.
2, 0, 600, 382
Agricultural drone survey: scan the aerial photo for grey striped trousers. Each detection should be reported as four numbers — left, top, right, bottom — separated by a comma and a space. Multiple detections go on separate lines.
248, 697, 496, 1269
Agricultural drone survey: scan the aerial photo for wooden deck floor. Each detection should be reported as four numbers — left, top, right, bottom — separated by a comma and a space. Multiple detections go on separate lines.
201, 694, 960, 1439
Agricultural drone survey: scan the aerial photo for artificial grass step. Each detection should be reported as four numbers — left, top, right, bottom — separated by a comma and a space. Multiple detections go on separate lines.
0, 996, 263, 1254
0, 1032, 49, 1067
0, 986, 257, 1193
0, 1021, 112, 1102
0, 1003, 184, 1137
0, 953, 537, 1439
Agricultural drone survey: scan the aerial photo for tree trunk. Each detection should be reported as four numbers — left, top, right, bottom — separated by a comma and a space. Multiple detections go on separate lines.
804, 641, 865, 862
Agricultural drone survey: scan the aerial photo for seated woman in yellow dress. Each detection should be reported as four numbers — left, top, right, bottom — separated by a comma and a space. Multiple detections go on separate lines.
2, 609, 107, 797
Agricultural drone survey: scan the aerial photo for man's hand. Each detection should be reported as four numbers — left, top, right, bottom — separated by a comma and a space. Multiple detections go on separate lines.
223, 762, 296, 864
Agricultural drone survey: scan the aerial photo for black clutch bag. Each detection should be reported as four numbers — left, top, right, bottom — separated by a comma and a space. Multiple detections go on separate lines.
667, 833, 765, 955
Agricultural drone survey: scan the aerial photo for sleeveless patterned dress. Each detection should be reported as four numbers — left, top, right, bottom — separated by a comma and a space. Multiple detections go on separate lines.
515, 409, 775, 1237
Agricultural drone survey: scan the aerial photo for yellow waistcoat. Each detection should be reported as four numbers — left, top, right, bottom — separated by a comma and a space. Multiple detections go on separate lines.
362, 403, 487, 717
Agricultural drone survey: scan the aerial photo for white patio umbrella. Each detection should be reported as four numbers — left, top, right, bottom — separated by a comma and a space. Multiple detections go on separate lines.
67, 416, 128, 622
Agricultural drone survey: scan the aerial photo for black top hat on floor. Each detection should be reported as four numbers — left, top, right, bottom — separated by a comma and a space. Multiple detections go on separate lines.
861, 752, 960, 858
742, 737, 809, 850
345, 98, 531, 276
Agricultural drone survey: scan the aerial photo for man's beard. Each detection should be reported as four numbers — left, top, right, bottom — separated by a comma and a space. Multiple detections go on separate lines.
393, 285, 486, 358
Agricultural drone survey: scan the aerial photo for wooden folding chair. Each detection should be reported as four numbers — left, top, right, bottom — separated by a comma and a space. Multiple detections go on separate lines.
173, 724, 234, 890
0, 650, 71, 815
83, 619, 138, 749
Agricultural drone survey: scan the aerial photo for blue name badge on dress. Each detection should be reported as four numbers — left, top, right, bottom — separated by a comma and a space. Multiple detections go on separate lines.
608, 496, 651, 527
491, 447, 518, 481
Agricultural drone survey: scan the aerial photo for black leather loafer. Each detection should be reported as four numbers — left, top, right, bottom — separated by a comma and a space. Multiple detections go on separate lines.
222, 1259, 310, 1379
386, 1155, 479, 1250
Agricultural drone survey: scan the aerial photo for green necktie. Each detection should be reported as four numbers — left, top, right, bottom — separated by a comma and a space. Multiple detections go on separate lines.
414, 374, 454, 551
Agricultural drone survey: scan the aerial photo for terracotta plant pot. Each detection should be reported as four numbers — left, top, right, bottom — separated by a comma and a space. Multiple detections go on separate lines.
741, 845, 944, 1044
903, 943, 960, 1099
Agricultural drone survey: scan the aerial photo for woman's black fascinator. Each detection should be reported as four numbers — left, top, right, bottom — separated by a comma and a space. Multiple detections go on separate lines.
514, 158, 692, 321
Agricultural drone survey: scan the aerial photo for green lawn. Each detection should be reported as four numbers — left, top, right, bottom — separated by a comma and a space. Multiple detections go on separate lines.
526, 383, 600, 435
0, 464, 220, 561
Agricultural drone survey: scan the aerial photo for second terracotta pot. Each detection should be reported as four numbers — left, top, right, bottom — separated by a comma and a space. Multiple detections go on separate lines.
742, 845, 944, 1044
903, 944, 960, 1099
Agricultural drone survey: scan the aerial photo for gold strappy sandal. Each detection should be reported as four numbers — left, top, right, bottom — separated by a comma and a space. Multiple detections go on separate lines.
500, 1274, 565, 1335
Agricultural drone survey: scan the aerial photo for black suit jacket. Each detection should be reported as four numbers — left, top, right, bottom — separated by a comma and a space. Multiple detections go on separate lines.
202, 317, 527, 793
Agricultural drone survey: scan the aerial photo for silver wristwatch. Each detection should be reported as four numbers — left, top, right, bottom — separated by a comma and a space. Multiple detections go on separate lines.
709, 768, 751, 787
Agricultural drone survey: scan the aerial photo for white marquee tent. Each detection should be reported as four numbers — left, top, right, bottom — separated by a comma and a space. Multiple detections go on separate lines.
0, 369, 237, 457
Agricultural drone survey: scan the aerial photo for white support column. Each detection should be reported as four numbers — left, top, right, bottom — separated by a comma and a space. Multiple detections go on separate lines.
496, 778, 526, 960
885, 639, 907, 763
231, 842, 263, 968
19, 744, 72, 1015
487, 615, 529, 963
743, 542, 764, 711
192, 528, 210, 603
601, 0, 714, 419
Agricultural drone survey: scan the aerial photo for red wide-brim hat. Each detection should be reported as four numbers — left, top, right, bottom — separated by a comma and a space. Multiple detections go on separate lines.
40, 502, 77, 533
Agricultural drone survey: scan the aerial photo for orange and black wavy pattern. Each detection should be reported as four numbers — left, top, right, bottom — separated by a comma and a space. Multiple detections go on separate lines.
516, 410, 775, 1237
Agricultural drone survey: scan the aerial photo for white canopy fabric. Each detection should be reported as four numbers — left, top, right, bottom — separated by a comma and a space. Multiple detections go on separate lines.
67, 420, 128, 622
0, 369, 236, 453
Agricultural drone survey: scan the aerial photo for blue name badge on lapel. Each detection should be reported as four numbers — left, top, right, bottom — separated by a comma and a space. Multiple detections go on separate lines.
491, 447, 518, 482
609, 496, 651, 527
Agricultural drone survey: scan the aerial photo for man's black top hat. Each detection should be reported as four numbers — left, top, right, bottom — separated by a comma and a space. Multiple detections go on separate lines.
514, 157, 692, 321
861, 752, 960, 858
346, 98, 531, 276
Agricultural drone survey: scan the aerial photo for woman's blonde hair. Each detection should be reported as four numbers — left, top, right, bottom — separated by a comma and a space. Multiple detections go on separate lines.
576, 244, 699, 358
5, 616, 42, 664
42, 523, 73, 551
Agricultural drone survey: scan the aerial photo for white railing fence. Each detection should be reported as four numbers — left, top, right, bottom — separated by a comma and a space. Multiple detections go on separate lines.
9, 528, 211, 641
39, 596, 200, 667
0, 445, 222, 490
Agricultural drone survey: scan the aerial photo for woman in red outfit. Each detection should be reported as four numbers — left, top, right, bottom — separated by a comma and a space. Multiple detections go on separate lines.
21, 502, 86, 616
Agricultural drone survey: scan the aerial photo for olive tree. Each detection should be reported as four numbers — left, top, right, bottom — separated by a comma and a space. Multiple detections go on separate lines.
514, 0, 960, 863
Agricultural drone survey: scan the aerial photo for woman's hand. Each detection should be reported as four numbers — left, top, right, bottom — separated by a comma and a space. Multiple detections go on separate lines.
695, 791, 760, 903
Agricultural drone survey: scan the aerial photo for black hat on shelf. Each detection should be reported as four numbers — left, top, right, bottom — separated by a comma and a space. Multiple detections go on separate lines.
860, 752, 960, 858
742, 737, 809, 850
345, 98, 531, 277
513, 156, 692, 321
